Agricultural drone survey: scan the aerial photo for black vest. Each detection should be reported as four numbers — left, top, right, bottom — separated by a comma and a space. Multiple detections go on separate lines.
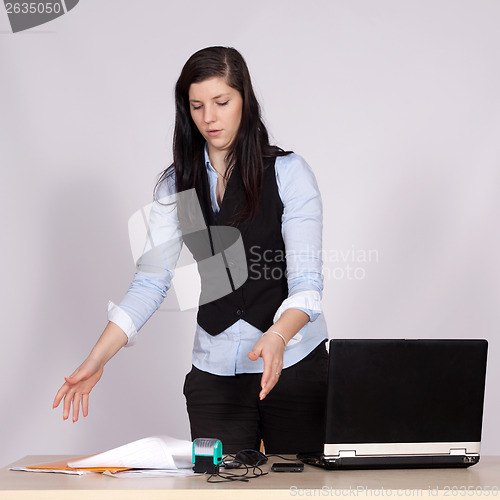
178, 156, 288, 335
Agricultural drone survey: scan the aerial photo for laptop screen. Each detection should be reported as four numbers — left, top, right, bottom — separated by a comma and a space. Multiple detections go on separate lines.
325, 339, 488, 446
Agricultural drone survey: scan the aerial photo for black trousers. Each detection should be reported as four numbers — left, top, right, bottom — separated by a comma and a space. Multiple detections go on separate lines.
183, 341, 328, 454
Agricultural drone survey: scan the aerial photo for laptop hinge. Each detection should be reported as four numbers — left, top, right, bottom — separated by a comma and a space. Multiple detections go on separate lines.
449, 448, 467, 455
338, 450, 356, 457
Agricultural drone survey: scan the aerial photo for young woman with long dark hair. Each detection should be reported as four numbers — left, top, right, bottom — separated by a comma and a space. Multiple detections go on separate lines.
53, 46, 328, 454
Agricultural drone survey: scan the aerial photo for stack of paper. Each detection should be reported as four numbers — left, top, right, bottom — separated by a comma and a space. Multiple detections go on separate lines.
10, 435, 197, 477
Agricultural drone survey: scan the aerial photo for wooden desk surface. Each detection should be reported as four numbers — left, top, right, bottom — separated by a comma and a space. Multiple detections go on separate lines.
1, 455, 499, 500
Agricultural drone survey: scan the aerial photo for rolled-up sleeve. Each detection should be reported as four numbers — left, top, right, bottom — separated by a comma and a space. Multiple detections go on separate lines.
274, 153, 324, 323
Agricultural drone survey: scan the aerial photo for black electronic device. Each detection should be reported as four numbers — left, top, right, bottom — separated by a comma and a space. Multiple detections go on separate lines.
271, 462, 304, 472
234, 449, 268, 466
299, 339, 488, 470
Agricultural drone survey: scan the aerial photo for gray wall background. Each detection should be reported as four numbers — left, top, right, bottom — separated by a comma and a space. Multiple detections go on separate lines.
0, 0, 499, 467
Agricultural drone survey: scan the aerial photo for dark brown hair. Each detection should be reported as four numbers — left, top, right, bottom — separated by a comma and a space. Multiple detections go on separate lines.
153, 46, 290, 223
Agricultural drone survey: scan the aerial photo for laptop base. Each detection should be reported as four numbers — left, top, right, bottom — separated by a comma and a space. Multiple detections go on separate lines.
298, 453, 480, 470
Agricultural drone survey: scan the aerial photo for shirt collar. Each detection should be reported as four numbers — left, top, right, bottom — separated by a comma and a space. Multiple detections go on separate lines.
204, 143, 217, 174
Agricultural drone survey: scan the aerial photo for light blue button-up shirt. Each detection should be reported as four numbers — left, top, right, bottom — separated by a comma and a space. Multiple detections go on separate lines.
108, 148, 327, 375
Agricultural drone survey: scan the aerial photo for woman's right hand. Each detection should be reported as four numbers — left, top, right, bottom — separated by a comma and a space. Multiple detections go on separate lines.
52, 356, 104, 423
52, 321, 128, 422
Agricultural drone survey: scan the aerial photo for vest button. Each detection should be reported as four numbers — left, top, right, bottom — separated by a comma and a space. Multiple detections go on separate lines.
236, 308, 244, 316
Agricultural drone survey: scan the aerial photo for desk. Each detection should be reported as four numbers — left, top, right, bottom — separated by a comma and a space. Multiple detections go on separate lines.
1, 455, 499, 499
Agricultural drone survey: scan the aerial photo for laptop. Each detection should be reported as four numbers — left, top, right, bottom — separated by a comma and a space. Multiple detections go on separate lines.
299, 339, 488, 469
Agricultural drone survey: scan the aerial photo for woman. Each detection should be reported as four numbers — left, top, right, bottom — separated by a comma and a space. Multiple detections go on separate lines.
53, 46, 328, 454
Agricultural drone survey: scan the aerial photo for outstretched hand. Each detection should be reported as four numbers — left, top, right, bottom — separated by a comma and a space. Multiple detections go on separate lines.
248, 332, 285, 400
52, 357, 104, 423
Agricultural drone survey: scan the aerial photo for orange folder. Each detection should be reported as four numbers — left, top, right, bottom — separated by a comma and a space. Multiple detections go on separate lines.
25, 456, 130, 473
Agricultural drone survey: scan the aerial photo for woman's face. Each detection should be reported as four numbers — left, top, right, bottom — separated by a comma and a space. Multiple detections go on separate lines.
188, 76, 243, 155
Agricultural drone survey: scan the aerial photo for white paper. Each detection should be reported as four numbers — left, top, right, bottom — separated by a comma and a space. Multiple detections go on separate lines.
67, 435, 192, 470
103, 469, 200, 478
9, 467, 92, 475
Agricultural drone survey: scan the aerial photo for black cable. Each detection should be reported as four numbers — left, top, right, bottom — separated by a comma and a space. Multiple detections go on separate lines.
206, 454, 268, 483
207, 466, 268, 483
205, 449, 307, 482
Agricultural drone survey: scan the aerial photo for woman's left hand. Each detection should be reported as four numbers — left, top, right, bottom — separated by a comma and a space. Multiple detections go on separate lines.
248, 333, 285, 400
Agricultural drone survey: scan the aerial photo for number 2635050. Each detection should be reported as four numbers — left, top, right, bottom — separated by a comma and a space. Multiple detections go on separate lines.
443, 486, 498, 496
5, 3, 62, 14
